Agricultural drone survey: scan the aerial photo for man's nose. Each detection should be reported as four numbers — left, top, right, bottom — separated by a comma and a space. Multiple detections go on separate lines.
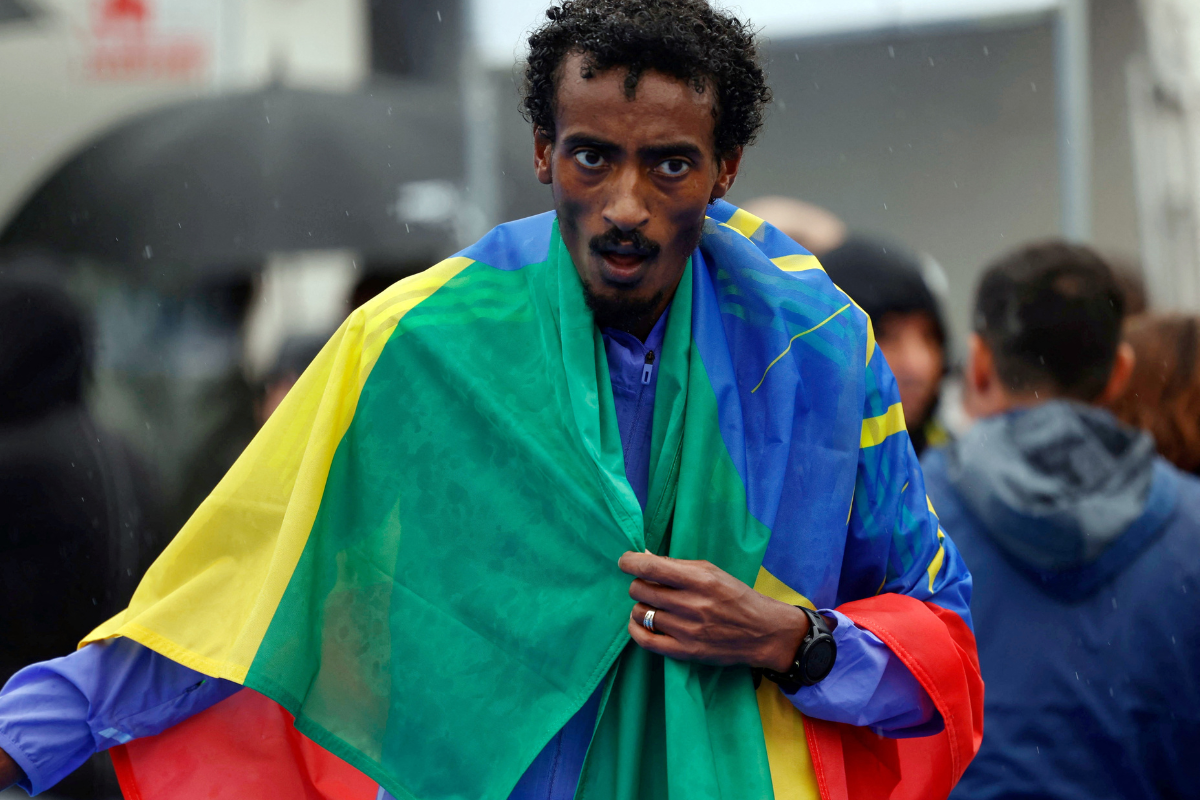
603, 166, 651, 232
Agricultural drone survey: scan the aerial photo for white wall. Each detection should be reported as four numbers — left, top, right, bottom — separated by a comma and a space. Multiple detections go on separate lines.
0, 0, 367, 229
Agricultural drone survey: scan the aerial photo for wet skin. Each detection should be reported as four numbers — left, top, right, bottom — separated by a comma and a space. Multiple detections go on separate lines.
534, 55, 816, 671
533, 53, 740, 341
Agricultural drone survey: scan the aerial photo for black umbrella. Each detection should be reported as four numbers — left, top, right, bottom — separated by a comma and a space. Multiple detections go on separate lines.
0, 81, 465, 274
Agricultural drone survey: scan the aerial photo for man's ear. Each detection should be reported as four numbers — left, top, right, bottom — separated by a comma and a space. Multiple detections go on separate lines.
708, 147, 743, 201
533, 129, 554, 186
1097, 341, 1136, 406
964, 333, 995, 419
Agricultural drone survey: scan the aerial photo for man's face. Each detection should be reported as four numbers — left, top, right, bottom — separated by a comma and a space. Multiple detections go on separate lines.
875, 312, 945, 428
534, 53, 741, 337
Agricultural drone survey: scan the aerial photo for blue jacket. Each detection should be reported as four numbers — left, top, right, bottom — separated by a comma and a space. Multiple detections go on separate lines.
922, 401, 1200, 800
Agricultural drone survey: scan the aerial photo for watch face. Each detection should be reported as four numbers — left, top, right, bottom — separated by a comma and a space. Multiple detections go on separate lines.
803, 639, 836, 683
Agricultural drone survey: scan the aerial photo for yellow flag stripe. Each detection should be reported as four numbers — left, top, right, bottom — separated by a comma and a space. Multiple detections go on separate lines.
753, 566, 816, 609
750, 304, 852, 393
865, 314, 876, 366
724, 207, 765, 239
860, 402, 906, 449
771, 254, 824, 273
82, 257, 473, 682
927, 528, 947, 592
757, 681, 821, 800
753, 566, 821, 798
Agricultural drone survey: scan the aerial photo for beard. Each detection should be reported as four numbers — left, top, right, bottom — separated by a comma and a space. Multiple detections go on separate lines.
581, 281, 666, 333
582, 225, 666, 332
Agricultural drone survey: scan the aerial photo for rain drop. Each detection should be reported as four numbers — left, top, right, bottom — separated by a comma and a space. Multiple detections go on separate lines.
983, 46, 990, 56
888, 45, 895, 58
883, 203, 887, 210
437, 10, 442, 21
1030, 82, 1037, 92
143, 245, 153, 259
1111, 597, 1118, 609
266, 115, 270, 123
928, 57, 934, 66
405, 223, 410, 233
794, 53, 799, 61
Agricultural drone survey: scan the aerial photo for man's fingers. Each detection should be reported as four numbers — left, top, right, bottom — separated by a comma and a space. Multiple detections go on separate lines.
618, 551, 706, 589
627, 615, 691, 660
627, 578, 691, 615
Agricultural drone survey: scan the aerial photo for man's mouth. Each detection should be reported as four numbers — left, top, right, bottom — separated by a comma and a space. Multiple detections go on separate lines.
596, 248, 653, 283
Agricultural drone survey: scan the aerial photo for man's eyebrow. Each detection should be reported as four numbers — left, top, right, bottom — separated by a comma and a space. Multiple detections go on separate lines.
560, 133, 619, 152
639, 142, 704, 161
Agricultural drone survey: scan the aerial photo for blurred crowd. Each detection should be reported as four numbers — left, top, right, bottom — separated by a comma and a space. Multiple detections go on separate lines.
3, 191, 1200, 799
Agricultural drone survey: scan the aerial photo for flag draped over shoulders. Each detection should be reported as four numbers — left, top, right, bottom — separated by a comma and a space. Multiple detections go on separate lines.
85, 200, 981, 800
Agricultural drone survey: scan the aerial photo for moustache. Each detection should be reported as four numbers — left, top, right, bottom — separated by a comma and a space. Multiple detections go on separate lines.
589, 228, 661, 259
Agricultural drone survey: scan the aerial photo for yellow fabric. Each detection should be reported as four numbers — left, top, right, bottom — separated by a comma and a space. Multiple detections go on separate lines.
860, 402, 906, 449
81, 257, 473, 681
723, 207, 766, 239
771, 254, 823, 273
927, 527, 947, 592
865, 313, 876, 367
753, 567, 821, 800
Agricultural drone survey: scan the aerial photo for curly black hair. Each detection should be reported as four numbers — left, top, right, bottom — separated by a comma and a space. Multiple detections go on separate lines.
522, 0, 771, 158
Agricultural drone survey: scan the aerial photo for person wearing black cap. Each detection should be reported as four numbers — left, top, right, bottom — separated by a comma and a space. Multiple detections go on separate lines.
821, 236, 949, 456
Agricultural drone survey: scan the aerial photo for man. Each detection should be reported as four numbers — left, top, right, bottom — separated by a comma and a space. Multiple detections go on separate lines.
921, 242, 1200, 799
0, 3, 981, 799
820, 236, 950, 456
0, 269, 160, 800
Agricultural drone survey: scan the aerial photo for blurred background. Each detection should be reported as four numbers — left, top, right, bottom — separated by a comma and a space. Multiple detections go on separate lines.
2, 0, 1196, 519
1, 0, 1200, 790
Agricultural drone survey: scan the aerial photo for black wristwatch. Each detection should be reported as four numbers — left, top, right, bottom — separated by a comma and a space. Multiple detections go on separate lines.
759, 606, 837, 692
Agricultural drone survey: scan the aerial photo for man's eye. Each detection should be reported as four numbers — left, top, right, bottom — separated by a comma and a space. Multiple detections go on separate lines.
574, 150, 605, 168
657, 159, 691, 177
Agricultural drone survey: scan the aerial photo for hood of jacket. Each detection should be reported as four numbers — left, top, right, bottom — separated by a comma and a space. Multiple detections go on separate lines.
945, 400, 1157, 572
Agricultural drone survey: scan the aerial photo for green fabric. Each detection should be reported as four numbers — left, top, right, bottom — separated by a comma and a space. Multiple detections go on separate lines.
244, 223, 775, 800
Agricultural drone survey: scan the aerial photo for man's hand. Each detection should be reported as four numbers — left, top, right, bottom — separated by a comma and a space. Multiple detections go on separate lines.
0, 746, 24, 791
619, 551, 811, 672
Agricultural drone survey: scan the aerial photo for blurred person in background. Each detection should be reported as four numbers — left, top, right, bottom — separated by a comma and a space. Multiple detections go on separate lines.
0, 3, 982, 799
255, 333, 330, 425
1109, 314, 1200, 475
821, 237, 950, 455
740, 195, 847, 256
745, 198, 951, 455
0, 259, 163, 799
921, 242, 1200, 799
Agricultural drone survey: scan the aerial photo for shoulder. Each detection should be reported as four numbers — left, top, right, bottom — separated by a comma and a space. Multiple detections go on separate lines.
456, 211, 556, 271
350, 212, 560, 342
1155, 461, 1200, 560
699, 201, 875, 376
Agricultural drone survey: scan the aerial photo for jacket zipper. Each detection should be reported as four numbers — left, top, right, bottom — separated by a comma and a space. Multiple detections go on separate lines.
624, 350, 655, 465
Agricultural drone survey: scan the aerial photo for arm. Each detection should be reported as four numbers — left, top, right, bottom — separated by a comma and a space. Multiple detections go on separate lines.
0, 747, 20, 791
0, 638, 239, 795
785, 610, 941, 736
619, 554, 940, 735
619, 351, 975, 743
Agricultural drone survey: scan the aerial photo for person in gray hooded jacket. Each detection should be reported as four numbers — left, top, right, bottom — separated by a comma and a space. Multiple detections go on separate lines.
921, 242, 1200, 800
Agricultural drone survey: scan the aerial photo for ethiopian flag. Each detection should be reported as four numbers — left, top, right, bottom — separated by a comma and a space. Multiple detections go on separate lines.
85, 200, 982, 800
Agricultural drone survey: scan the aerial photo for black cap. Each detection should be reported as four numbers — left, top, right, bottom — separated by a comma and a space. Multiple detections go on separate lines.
820, 234, 946, 345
